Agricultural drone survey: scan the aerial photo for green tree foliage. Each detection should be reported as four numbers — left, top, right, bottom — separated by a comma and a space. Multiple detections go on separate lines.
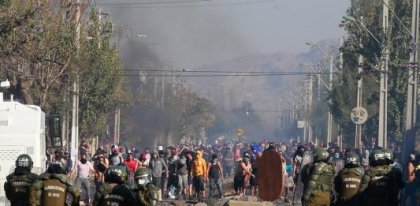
0, 0, 77, 109
78, 10, 127, 139
0, 2, 126, 144
331, 0, 411, 146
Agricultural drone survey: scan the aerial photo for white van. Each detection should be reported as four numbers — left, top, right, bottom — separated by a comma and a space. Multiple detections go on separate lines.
0, 93, 47, 205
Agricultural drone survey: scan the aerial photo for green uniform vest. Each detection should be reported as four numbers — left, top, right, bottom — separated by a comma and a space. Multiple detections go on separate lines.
136, 183, 158, 206
336, 167, 364, 200
302, 161, 334, 205
29, 173, 80, 206
41, 178, 67, 206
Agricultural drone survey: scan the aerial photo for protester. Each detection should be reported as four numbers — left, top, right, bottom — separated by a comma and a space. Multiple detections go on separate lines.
177, 149, 189, 199
167, 147, 179, 199
93, 151, 109, 188
123, 153, 139, 174
190, 150, 207, 200
71, 153, 95, 205
185, 151, 194, 199
207, 154, 224, 198
222, 146, 234, 178
149, 150, 168, 201
405, 154, 417, 206
109, 145, 124, 166
234, 152, 253, 196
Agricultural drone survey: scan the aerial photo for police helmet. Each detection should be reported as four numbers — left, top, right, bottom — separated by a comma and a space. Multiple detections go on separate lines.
134, 168, 152, 186
382, 149, 394, 165
116, 163, 130, 182
16, 154, 33, 169
345, 152, 360, 168
369, 149, 386, 166
48, 161, 66, 174
313, 148, 329, 162
104, 166, 128, 184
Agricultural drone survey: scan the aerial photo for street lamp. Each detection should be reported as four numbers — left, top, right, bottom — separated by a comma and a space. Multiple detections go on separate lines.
305, 42, 341, 73
343, 16, 382, 46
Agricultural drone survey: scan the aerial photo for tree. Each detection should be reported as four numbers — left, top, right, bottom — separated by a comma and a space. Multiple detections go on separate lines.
78, 10, 127, 140
331, 0, 411, 146
0, 0, 79, 110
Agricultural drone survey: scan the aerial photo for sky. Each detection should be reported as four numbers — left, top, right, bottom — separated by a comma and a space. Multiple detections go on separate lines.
98, 0, 350, 69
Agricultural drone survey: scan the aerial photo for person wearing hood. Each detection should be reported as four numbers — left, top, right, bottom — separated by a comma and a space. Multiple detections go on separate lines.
148, 150, 167, 201
190, 150, 207, 200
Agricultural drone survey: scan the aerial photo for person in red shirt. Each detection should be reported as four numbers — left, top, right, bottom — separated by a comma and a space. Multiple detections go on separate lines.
123, 153, 139, 176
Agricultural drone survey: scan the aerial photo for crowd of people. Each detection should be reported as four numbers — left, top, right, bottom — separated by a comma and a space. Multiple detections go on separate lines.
2, 139, 420, 206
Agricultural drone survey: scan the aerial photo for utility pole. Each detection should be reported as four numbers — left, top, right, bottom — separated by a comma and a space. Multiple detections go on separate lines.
327, 55, 333, 146
339, 37, 344, 149
403, 0, 419, 162
378, 0, 389, 148
307, 75, 314, 144
351, 16, 369, 149
317, 70, 321, 101
303, 79, 308, 143
71, 0, 81, 158
62, 87, 69, 150
355, 43, 364, 149
161, 69, 165, 110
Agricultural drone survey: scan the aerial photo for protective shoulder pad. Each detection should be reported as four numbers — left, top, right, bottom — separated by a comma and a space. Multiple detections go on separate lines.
146, 183, 157, 191
313, 162, 326, 174
52, 173, 73, 186
146, 183, 159, 201
28, 173, 39, 181
6, 174, 14, 181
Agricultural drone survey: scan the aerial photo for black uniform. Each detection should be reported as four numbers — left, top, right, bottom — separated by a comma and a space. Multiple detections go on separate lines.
4, 169, 38, 206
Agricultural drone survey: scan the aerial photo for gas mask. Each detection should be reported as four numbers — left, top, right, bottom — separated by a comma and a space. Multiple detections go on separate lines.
136, 175, 151, 186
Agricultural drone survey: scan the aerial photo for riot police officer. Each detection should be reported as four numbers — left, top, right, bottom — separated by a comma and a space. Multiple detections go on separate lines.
117, 163, 137, 191
93, 166, 138, 206
29, 161, 80, 206
358, 149, 398, 206
134, 168, 158, 206
382, 148, 403, 206
301, 148, 334, 206
333, 152, 364, 206
4, 154, 39, 206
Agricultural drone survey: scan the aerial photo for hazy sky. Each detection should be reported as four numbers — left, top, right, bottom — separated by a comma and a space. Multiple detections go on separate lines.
99, 0, 350, 68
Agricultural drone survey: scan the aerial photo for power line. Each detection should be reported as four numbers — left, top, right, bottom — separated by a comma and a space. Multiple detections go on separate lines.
99, 0, 216, 6
123, 68, 338, 74
121, 72, 339, 77
98, 0, 277, 8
